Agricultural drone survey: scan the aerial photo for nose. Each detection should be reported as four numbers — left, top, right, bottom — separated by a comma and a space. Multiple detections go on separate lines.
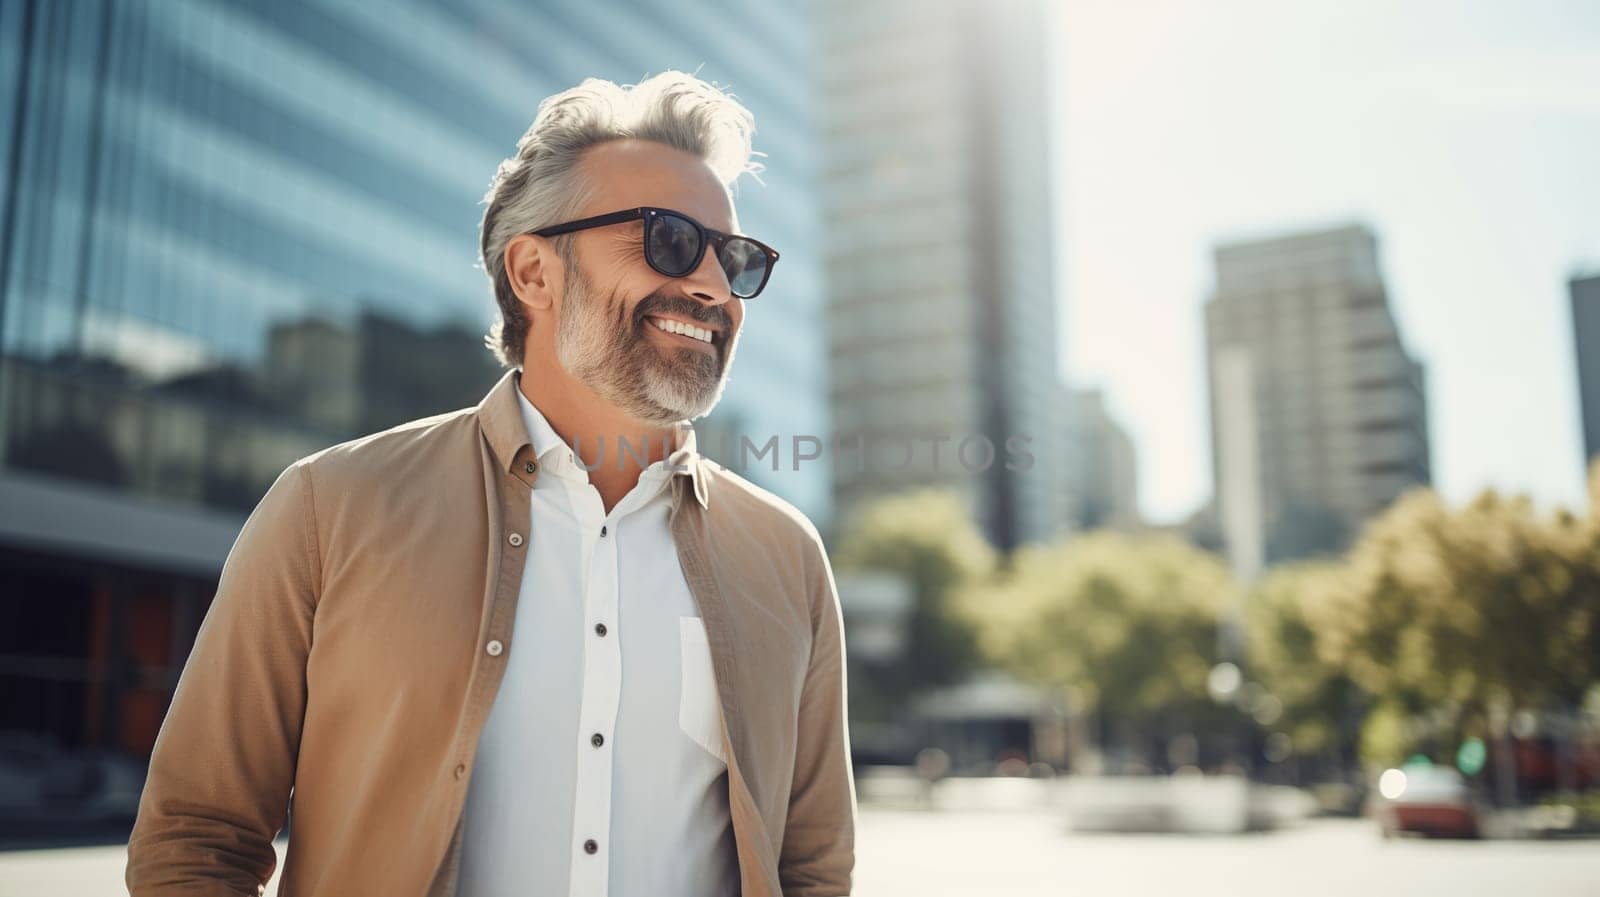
680, 241, 734, 308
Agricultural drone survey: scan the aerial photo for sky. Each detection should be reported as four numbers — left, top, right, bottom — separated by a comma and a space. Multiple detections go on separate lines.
1055, 0, 1600, 525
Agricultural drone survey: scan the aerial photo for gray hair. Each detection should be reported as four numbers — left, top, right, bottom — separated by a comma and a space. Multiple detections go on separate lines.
478, 70, 766, 370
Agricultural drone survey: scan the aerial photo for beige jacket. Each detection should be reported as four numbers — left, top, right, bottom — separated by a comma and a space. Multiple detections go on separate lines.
125, 368, 857, 896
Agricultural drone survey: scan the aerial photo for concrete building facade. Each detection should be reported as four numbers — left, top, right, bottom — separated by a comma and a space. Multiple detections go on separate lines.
1571, 273, 1600, 470
1063, 386, 1140, 532
821, 0, 1068, 550
1204, 223, 1431, 564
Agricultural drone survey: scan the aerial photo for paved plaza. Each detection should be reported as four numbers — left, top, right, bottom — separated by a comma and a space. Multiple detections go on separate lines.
5, 800, 1599, 897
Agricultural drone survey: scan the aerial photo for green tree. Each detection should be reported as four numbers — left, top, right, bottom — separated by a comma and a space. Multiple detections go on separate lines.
965, 531, 1238, 754
1324, 482, 1600, 765
1244, 562, 1366, 772
834, 489, 996, 722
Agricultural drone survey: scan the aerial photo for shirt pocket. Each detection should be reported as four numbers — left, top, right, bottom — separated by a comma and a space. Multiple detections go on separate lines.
678, 614, 728, 765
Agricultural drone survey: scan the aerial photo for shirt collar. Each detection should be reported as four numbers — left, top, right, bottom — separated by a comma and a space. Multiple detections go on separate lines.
477, 368, 709, 509
515, 380, 578, 468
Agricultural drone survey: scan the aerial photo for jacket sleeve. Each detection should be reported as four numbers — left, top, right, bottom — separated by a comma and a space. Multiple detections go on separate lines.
778, 532, 858, 896
126, 460, 321, 896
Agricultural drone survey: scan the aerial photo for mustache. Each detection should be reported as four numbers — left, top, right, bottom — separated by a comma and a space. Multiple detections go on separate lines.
632, 293, 732, 334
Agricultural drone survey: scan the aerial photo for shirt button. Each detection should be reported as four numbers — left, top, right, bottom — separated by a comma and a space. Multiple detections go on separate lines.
591, 732, 604, 748
486, 640, 504, 656
454, 763, 466, 779
594, 623, 607, 637
525, 460, 537, 474
583, 839, 599, 855
600, 525, 608, 537
508, 532, 524, 547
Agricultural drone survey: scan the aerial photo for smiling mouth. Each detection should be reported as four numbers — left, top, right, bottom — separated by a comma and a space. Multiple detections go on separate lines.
646, 315, 720, 349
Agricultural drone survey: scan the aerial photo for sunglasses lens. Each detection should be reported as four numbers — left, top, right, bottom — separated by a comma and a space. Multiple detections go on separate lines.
720, 238, 769, 298
646, 213, 702, 275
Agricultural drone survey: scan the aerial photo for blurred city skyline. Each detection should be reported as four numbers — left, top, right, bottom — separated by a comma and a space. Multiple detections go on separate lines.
1058, 0, 1600, 524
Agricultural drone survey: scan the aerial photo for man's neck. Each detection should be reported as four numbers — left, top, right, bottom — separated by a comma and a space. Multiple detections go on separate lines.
517, 367, 679, 514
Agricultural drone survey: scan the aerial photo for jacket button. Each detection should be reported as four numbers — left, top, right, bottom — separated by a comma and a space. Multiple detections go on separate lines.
454, 763, 466, 779
591, 732, 604, 748
486, 640, 504, 656
508, 532, 524, 547
583, 839, 599, 854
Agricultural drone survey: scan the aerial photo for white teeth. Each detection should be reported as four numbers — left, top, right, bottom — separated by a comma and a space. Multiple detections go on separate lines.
651, 317, 712, 343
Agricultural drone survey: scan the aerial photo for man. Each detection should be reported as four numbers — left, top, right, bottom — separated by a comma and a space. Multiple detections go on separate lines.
125, 71, 856, 897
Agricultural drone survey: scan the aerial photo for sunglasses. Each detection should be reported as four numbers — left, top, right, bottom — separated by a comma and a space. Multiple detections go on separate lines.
532, 206, 779, 299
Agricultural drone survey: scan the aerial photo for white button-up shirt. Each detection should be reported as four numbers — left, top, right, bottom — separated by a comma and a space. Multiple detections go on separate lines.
455, 382, 738, 897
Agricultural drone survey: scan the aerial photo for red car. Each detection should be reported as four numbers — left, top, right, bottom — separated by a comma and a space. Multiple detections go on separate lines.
1368, 764, 1483, 839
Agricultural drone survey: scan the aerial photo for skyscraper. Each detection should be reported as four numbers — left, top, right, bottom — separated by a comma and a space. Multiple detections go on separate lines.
0, 0, 823, 774
1204, 223, 1431, 565
821, 0, 1067, 550
1572, 272, 1600, 469
1063, 386, 1140, 532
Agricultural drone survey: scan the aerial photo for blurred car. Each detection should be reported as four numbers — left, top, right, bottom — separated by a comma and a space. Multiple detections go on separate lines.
1367, 763, 1483, 839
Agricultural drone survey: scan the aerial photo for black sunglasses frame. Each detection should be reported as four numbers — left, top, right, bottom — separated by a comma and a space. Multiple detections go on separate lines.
532, 206, 780, 299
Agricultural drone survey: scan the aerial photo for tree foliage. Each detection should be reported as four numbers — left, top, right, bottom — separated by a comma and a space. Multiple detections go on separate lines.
1270, 468, 1600, 765
1244, 561, 1364, 759
834, 489, 996, 720
963, 531, 1237, 732
831, 464, 1600, 773
1323, 486, 1600, 719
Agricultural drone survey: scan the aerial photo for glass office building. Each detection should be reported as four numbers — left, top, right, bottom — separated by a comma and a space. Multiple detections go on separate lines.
0, 0, 825, 798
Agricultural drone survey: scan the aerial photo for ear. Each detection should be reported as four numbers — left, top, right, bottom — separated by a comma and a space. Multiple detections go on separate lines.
504, 234, 563, 313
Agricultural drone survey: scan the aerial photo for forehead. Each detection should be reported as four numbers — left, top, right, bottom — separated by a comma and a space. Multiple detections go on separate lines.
575, 139, 737, 233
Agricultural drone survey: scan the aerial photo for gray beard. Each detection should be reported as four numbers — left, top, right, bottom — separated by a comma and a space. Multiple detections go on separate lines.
553, 264, 738, 426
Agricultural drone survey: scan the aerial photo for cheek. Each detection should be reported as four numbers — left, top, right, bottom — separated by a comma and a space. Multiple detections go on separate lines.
620, 255, 662, 290
609, 283, 651, 327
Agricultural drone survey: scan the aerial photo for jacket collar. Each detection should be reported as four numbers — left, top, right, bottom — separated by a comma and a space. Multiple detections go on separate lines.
476, 367, 710, 510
